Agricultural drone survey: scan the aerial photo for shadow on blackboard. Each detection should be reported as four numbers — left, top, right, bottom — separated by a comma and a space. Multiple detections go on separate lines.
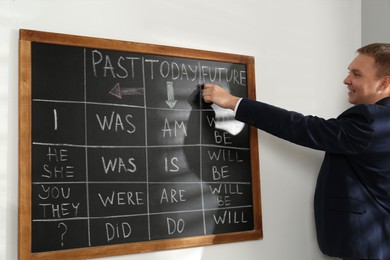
183, 86, 219, 236
184, 86, 255, 236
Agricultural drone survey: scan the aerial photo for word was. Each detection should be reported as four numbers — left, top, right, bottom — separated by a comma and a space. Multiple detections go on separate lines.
96, 111, 136, 134
101, 156, 137, 174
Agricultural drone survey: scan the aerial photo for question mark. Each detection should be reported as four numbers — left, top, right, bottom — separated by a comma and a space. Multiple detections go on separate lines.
58, 222, 68, 247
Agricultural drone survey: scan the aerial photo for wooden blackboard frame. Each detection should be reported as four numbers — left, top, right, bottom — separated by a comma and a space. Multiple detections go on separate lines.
18, 29, 262, 260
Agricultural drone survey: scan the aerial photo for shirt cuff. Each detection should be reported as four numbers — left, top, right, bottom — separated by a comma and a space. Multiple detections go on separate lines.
234, 98, 243, 115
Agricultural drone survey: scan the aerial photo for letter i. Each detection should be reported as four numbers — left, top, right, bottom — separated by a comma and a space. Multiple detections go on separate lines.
53, 109, 58, 130
116, 224, 120, 238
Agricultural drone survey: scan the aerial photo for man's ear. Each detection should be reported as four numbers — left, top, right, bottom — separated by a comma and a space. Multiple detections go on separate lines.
380, 76, 390, 92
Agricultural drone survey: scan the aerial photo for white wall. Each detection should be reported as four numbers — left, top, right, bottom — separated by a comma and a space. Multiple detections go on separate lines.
0, 0, 362, 259
362, 0, 390, 45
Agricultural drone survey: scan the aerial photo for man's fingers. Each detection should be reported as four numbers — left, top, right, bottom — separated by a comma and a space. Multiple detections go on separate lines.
202, 84, 214, 102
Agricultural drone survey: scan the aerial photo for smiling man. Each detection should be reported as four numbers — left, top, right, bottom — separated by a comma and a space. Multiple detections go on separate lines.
202, 43, 390, 260
345, 47, 390, 105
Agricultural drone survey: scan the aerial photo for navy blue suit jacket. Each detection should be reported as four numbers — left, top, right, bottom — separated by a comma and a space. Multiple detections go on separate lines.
235, 97, 390, 259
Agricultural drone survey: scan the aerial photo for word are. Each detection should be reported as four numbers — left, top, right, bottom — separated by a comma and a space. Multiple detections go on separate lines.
160, 188, 186, 204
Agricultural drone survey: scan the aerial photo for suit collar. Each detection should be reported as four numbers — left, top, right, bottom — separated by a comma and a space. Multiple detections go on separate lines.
376, 97, 390, 107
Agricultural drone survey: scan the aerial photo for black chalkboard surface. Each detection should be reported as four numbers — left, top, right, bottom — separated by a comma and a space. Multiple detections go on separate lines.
19, 29, 261, 260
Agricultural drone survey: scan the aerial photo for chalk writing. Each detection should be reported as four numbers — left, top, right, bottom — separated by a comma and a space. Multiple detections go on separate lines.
53, 109, 58, 130
91, 49, 246, 86
39, 202, 80, 218
161, 118, 187, 138
160, 188, 186, 204
106, 222, 132, 242
101, 156, 137, 174
58, 222, 68, 247
30, 41, 255, 253
41, 147, 74, 179
167, 218, 185, 235
213, 210, 248, 225
98, 191, 145, 207
95, 112, 136, 134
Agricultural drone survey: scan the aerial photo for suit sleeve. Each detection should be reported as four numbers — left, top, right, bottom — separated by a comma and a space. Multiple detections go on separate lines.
235, 98, 375, 154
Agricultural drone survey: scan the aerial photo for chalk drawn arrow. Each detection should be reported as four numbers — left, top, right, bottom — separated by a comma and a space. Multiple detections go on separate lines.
109, 83, 144, 99
165, 81, 177, 108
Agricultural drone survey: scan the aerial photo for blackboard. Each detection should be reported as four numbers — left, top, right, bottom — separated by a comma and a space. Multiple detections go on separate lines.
18, 29, 262, 260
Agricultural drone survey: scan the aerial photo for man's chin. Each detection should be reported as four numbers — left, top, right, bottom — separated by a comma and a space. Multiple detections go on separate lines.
347, 94, 358, 105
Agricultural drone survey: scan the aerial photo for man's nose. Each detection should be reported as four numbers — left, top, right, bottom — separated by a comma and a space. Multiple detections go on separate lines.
343, 74, 351, 85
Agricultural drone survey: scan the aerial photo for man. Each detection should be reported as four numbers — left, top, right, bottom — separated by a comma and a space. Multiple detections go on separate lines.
202, 43, 390, 260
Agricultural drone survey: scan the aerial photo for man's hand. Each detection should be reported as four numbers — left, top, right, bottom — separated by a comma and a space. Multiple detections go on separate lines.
202, 84, 240, 110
